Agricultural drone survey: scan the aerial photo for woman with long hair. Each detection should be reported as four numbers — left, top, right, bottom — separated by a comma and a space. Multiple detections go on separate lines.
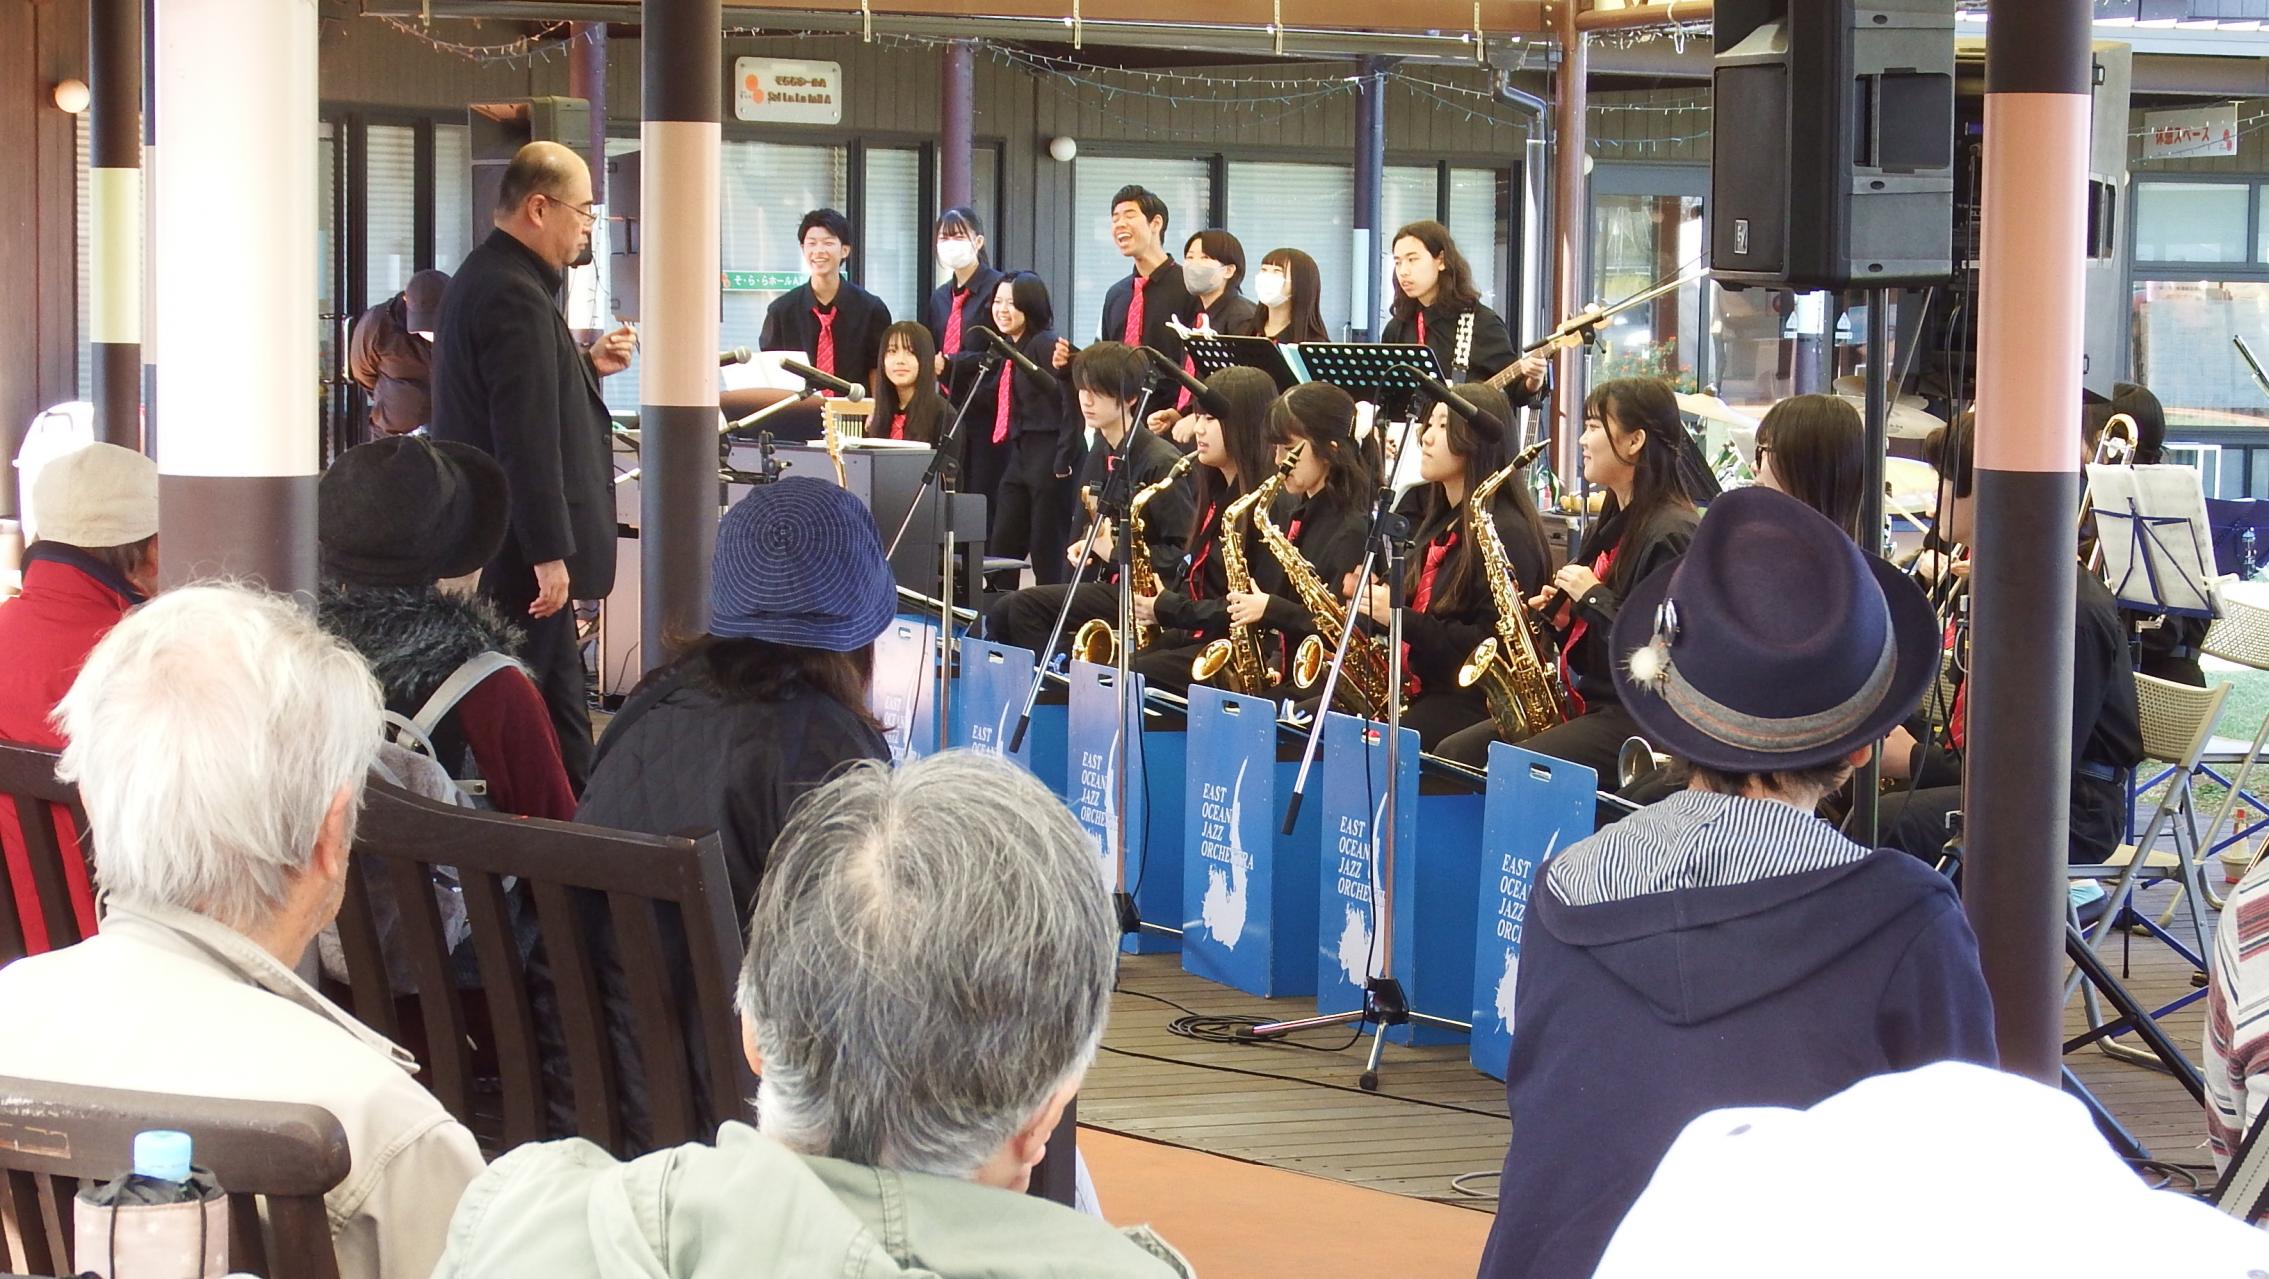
1440, 377, 1699, 773
869, 321, 948, 445
1753, 393, 1865, 540
1237, 247, 1331, 345
977, 270, 1081, 584
1347, 382, 1553, 749
1381, 220, 1548, 398
1130, 365, 1281, 694
926, 205, 1004, 400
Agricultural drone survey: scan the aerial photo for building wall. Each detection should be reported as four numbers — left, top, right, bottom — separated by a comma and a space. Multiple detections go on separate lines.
0, 0, 87, 512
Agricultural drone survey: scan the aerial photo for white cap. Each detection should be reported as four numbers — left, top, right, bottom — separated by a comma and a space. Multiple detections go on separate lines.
1595, 1062, 2269, 1279
32, 443, 159, 548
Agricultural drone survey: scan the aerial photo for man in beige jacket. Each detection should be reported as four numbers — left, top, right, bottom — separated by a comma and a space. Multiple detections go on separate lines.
0, 583, 483, 1279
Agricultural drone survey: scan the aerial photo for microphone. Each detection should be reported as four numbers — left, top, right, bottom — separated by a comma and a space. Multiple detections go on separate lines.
969, 326, 1045, 380
1139, 345, 1229, 418
781, 358, 866, 402
1400, 365, 1507, 443
719, 346, 753, 365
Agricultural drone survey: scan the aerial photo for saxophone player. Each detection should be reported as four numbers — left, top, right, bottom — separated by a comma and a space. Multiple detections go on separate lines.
1127, 368, 1281, 695
982, 343, 1196, 657
1345, 383, 1554, 750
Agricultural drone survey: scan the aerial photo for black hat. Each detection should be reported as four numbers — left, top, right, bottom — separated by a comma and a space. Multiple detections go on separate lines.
319, 436, 509, 587
1610, 486, 1939, 773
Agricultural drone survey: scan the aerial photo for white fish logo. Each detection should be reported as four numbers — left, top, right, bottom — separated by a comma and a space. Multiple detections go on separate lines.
1199, 760, 1251, 948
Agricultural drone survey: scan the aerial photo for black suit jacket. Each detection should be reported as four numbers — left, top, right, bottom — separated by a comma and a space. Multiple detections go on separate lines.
926, 264, 1006, 400
429, 229, 617, 596
1381, 300, 1535, 402
760, 280, 892, 387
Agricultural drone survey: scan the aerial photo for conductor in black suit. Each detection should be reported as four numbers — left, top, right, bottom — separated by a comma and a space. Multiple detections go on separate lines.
429, 141, 636, 791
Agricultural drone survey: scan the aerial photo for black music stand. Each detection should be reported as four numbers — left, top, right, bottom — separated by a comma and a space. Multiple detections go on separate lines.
1297, 342, 1441, 414
1185, 332, 1305, 391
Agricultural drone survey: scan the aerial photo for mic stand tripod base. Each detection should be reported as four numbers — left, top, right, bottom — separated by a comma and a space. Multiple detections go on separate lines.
1240, 977, 1470, 1091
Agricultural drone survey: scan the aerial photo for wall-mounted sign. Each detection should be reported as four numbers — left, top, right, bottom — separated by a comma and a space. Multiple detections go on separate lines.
2144, 104, 2239, 160
733, 57, 843, 125
722, 270, 806, 292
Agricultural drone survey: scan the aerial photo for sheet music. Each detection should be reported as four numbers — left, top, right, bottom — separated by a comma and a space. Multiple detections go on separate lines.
2087, 462, 2218, 617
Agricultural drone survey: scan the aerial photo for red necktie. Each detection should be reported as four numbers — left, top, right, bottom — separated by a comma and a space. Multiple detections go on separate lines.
993, 364, 1015, 445
1124, 275, 1148, 346
943, 288, 968, 357
1186, 503, 1221, 600
1554, 545, 1618, 717
1401, 530, 1459, 696
813, 307, 837, 377
890, 411, 907, 441
1944, 619, 1967, 752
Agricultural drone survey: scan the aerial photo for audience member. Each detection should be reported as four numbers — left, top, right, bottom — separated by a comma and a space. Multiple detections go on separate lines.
434, 751, 1189, 1278
0, 584, 483, 1279
317, 435, 574, 820
349, 268, 451, 437
1596, 1063, 2269, 1276
2209, 851, 2269, 1172
0, 442, 158, 954
1476, 487, 1996, 1279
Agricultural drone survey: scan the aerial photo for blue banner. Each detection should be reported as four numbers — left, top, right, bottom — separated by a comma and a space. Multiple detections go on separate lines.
1067, 660, 1179, 954
870, 614, 937, 763
1180, 686, 1318, 996
1469, 743, 1595, 1081
1313, 713, 1409, 1031
952, 640, 1067, 795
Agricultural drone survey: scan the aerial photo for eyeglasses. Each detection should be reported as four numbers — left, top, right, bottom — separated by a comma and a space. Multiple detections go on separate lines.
545, 194, 598, 224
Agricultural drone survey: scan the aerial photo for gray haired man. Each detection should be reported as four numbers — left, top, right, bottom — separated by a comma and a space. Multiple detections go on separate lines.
435, 751, 1188, 1277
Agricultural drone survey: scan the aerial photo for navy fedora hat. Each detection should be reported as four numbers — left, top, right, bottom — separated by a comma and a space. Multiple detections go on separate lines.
1609, 485, 1938, 773
710, 476, 897, 651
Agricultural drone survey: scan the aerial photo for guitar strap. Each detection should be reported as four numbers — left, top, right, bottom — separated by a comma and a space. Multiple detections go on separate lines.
1452, 309, 1476, 381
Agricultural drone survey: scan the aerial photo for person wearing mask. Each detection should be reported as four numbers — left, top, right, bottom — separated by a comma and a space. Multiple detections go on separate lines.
870, 321, 948, 445
1347, 383, 1551, 750
984, 342, 1197, 657
1752, 393, 1866, 541
760, 209, 892, 391
1238, 247, 1331, 346
1052, 186, 1195, 373
1147, 230, 1257, 440
1228, 382, 1378, 696
1441, 378, 1699, 775
1130, 366, 1281, 694
977, 272, 1080, 585
1381, 220, 1546, 397
349, 268, 451, 438
430, 141, 636, 793
925, 206, 1003, 401
0, 442, 159, 954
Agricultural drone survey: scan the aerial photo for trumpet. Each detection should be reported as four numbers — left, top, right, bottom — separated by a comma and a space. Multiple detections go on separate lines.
1616, 736, 1672, 789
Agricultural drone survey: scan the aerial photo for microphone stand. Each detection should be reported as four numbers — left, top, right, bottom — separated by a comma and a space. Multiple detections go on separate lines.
888, 348, 1003, 752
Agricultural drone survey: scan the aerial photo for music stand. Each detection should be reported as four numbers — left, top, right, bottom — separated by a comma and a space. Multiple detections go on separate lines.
2087, 463, 2219, 620
1297, 342, 1440, 410
1185, 332, 1306, 391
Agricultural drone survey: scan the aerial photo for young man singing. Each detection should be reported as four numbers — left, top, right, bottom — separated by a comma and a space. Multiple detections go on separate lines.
1052, 186, 1195, 374
760, 208, 892, 391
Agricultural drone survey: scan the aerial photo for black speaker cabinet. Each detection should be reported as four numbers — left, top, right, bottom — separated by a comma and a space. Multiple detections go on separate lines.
1710, 0, 1957, 290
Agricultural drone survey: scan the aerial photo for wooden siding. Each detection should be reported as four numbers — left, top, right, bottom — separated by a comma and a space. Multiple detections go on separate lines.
0, 0, 86, 514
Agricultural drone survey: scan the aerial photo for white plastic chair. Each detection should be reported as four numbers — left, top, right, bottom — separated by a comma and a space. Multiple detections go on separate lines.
2200, 592, 2269, 904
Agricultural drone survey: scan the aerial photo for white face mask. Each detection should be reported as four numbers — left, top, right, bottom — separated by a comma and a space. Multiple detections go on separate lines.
1255, 271, 1292, 309
936, 238, 978, 272
1182, 259, 1227, 296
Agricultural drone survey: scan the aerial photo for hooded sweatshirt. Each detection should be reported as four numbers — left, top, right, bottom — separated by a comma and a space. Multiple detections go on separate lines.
1475, 790, 1997, 1279
435, 1121, 1189, 1279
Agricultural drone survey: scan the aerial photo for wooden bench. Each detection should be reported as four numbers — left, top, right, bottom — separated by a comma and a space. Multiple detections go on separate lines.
0, 741, 93, 966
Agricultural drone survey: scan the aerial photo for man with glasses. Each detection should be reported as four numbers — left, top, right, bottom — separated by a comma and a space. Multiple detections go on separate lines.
431, 140, 634, 792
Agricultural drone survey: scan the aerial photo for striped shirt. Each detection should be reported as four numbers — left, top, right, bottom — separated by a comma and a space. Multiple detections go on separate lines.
1547, 790, 1870, 908
2207, 859, 2269, 1171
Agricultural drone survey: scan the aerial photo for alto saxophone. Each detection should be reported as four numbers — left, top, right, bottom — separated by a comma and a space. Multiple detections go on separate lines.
1073, 451, 1198, 664
1457, 457, 1569, 741
1191, 448, 1299, 695
1252, 470, 1397, 721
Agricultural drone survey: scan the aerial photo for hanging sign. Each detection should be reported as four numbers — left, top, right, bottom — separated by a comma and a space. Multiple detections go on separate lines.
2144, 104, 2239, 160
733, 57, 844, 125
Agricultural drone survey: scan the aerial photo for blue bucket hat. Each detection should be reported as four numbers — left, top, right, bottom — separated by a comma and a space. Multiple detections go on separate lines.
710, 477, 897, 651
1610, 485, 1939, 773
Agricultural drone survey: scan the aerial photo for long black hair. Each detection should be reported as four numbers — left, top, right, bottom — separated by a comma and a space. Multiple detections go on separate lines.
1387, 220, 1481, 324
1755, 393, 1865, 541
1582, 377, 1698, 592
1267, 382, 1376, 516
664, 634, 882, 732
1239, 247, 1329, 345
935, 206, 990, 267
991, 270, 1054, 338
1406, 383, 1538, 615
1188, 366, 1282, 532
871, 321, 944, 444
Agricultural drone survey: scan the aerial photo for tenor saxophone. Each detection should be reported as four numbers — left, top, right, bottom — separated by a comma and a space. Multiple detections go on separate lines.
1191, 448, 1299, 695
1457, 458, 1569, 741
1252, 468, 1398, 721
1072, 451, 1198, 664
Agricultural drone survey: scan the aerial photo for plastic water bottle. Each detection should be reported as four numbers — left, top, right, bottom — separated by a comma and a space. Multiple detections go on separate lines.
132, 1129, 196, 1194
74, 1128, 227, 1278
2244, 528, 2259, 581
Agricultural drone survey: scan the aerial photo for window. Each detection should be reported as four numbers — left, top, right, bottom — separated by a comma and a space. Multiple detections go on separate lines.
1449, 168, 1506, 313
1228, 161, 1355, 338
722, 140, 850, 358
1591, 192, 1704, 391
862, 146, 922, 324
1383, 165, 1437, 244
1071, 157, 1211, 344
601, 136, 643, 415
433, 123, 470, 272
365, 124, 418, 304
2132, 280, 2269, 430
2134, 182, 2249, 264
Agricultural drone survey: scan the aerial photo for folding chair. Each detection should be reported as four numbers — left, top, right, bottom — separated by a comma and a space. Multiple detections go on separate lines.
2198, 592, 2269, 907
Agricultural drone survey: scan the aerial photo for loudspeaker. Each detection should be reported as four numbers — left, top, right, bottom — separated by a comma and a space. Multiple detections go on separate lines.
1710, 0, 1958, 290
465, 97, 594, 257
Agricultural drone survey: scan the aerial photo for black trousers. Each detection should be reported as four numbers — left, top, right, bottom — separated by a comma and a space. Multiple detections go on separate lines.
989, 432, 1076, 586
483, 544, 595, 793
1438, 700, 1637, 780
984, 582, 1120, 660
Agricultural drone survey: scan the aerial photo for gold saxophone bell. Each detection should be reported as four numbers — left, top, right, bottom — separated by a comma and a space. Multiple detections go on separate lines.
1458, 636, 1500, 690
1072, 619, 1117, 666
1616, 735, 1672, 790
1191, 639, 1233, 683
1291, 634, 1326, 689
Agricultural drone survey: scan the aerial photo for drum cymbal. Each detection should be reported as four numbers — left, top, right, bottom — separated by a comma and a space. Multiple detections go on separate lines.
1674, 391, 1758, 429
1883, 456, 1940, 517
1836, 394, 1945, 440
1831, 375, 1931, 409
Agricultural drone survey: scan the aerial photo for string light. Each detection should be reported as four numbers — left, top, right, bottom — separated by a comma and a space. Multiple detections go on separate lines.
375, 16, 597, 66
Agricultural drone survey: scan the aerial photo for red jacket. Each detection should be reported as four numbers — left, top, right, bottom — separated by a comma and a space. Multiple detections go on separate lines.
0, 548, 138, 954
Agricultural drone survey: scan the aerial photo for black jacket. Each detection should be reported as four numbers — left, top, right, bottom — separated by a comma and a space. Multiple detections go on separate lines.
1381, 299, 1534, 400
969, 327, 1081, 472
576, 655, 890, 914
1099, 260, 1196, 365
1152, 482, 1256, 640
429, 229, 616, 594
1399, 490, 1555, 695
759, 279, 892, 386
1554, 505, 1700, 710
1194, 291, 1258, 340
1074, 427, 1197, 587
926, 264, 1006, 400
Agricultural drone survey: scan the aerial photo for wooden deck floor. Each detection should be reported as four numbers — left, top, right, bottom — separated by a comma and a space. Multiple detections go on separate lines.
1086, 881, 2224, 1213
